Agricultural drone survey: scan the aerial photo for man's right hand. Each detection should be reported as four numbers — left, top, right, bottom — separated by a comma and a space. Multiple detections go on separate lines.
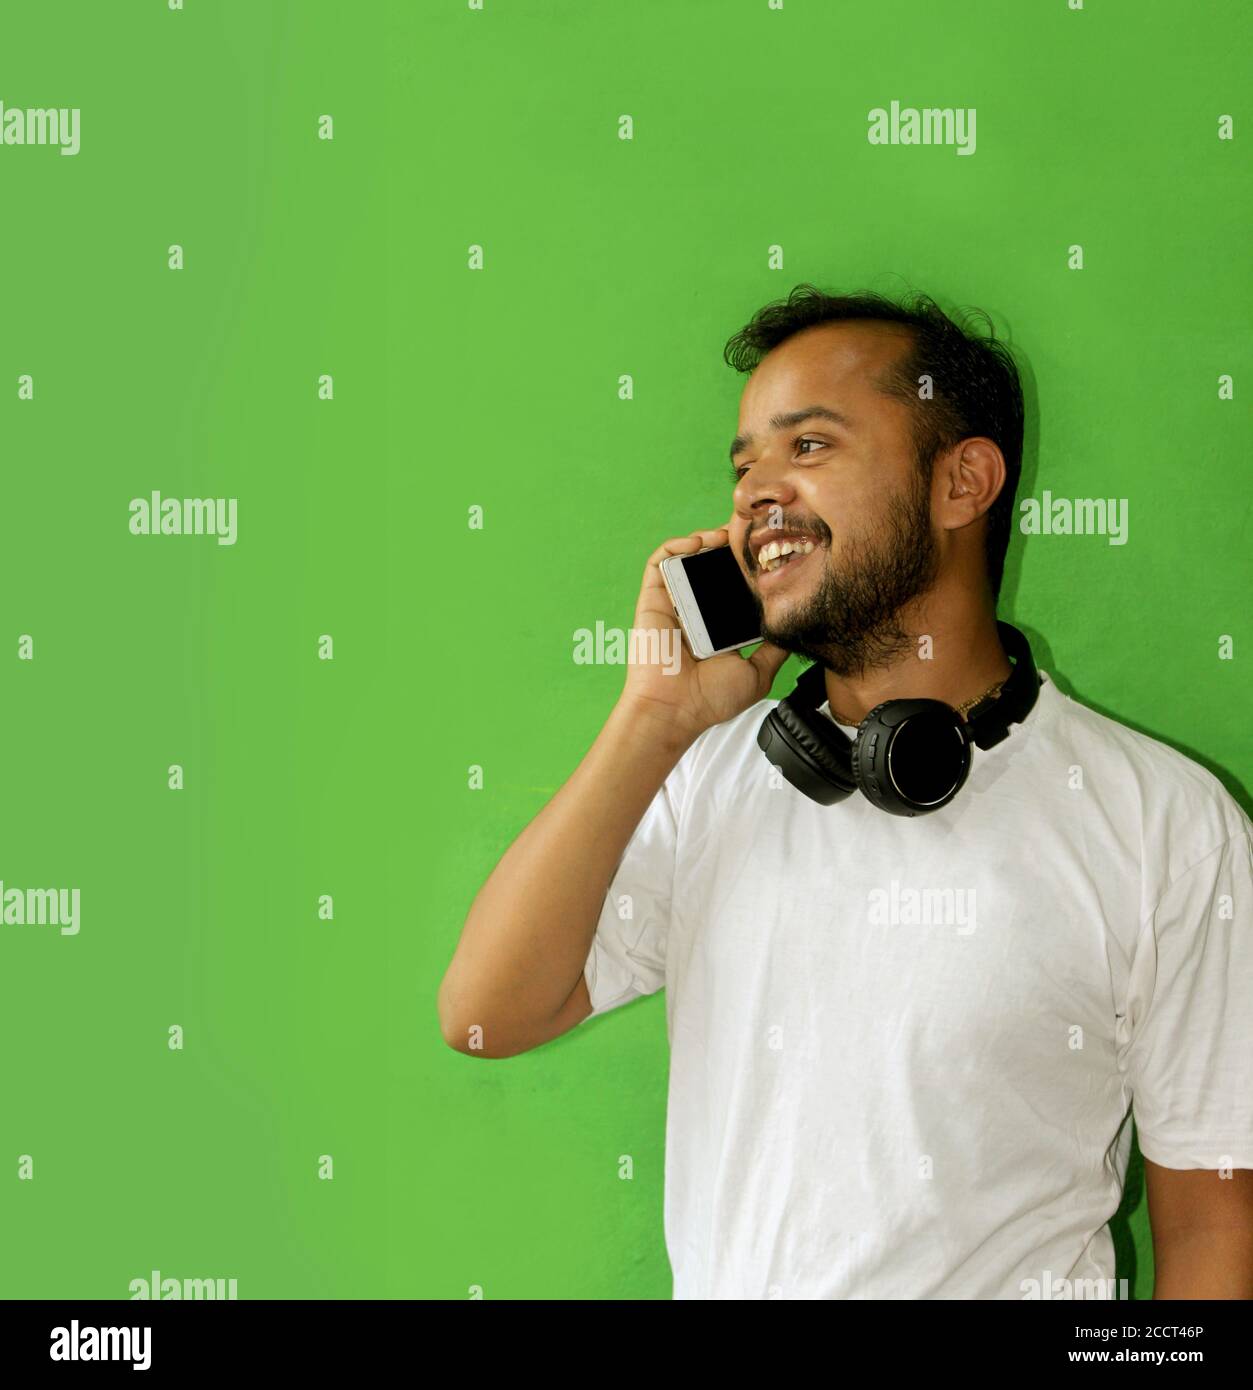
618, 528, 791, 745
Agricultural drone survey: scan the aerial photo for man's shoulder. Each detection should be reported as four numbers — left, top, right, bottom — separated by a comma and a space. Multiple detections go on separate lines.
1040, 677, 1250, 849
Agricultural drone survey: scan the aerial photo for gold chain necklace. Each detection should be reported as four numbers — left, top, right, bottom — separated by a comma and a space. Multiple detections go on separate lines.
829, 677, 1007, 729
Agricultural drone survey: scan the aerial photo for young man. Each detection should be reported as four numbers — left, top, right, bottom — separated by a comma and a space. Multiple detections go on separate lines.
439, 287, 1253, 1299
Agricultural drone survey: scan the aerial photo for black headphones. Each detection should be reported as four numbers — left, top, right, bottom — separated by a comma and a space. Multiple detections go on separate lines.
756, 621, 1041, 816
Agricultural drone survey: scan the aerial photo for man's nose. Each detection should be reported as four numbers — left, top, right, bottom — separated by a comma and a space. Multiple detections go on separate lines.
733, 465, 797, 519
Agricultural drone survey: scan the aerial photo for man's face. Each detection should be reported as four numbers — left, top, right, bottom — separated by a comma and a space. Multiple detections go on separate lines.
726, 321, 941, 678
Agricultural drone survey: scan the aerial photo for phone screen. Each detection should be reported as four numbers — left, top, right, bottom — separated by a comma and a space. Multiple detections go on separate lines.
680, 546, 761, 652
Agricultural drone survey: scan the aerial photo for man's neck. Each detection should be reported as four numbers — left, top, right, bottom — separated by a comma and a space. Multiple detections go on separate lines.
822, 608, 1012, 727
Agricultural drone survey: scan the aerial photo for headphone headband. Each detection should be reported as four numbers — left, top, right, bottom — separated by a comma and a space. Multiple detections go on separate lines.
967, 621, 1039, 749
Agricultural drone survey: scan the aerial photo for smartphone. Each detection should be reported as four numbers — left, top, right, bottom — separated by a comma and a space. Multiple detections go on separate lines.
659, 544, 762, 660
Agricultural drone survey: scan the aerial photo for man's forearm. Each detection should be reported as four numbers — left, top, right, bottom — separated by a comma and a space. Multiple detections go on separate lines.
438, 697, 697, 1049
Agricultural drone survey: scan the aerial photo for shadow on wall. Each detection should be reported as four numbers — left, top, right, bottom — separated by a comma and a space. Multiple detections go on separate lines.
996, 330, 1250, 820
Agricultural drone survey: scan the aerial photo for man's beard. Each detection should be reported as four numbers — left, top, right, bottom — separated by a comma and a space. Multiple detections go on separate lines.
751, 465, 940, 678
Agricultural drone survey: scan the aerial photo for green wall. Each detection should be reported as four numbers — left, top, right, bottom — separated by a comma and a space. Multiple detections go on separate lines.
1, 0, 1248, 1299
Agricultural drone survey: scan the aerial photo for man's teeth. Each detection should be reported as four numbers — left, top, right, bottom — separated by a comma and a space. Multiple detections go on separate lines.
759, 539, 816, 573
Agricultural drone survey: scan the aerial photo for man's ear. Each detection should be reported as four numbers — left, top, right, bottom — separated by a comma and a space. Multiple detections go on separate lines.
936, 438, 1006, 531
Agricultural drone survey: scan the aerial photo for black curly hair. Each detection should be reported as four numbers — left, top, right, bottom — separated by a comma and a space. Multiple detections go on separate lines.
723, 284, 1024, 601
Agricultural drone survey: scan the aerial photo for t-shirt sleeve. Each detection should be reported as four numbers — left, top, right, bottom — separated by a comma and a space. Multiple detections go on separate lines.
578, 747, 693, 1023
1121, 826, 1253, 1169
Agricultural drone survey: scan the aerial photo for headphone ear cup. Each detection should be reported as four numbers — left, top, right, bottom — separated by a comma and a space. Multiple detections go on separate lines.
758, 699, 858, 805
849, 703, 890, 809
853, 701, 972, 816
772, 702, 858, 792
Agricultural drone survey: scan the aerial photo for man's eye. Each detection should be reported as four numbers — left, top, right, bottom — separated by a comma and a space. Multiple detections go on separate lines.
730, 438, 826, 483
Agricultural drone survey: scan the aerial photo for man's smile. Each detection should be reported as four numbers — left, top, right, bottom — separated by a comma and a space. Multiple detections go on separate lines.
750, 535, 827, 591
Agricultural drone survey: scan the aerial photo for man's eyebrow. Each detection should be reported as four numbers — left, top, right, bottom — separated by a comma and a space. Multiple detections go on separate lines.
729, 406, 854, 462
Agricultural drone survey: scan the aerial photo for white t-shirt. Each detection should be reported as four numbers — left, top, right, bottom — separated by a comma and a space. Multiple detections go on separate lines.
579, 669, 1253, 1299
